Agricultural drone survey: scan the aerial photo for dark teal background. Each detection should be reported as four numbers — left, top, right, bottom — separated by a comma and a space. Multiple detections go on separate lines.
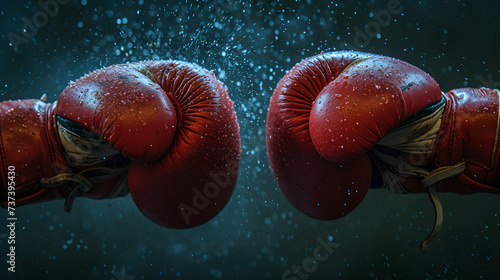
0, 0, 499, 279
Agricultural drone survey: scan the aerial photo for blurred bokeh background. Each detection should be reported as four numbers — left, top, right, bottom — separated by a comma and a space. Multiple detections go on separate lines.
0, 0, 499, 279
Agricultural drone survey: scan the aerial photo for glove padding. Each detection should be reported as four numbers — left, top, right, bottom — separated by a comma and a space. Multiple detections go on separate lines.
56, 60, 241, 229
309, 55, 442, 162
267, 51, 446, 220
266, 51, 373, 220
1, 60, 240, 229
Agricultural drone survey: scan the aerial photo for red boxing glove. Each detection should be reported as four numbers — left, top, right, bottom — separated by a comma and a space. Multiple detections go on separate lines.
268, 51, 500, 249
1, 60, 241, 229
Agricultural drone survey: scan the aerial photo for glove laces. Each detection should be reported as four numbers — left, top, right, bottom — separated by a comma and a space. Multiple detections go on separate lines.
373, 96, 467, 250
40, 165, 129, 212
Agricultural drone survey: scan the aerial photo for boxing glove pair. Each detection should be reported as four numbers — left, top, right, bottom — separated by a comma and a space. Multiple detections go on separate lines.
2, 52, 498, 246
0, 61, 240, 229
267, 51, 500, 249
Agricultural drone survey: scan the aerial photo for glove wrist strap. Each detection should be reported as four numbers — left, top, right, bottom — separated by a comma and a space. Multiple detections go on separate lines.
371, 96, 467, 250
40, 165, 129, 212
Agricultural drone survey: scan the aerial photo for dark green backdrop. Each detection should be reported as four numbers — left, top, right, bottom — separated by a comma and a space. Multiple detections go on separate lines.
0, 0, 499, 279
